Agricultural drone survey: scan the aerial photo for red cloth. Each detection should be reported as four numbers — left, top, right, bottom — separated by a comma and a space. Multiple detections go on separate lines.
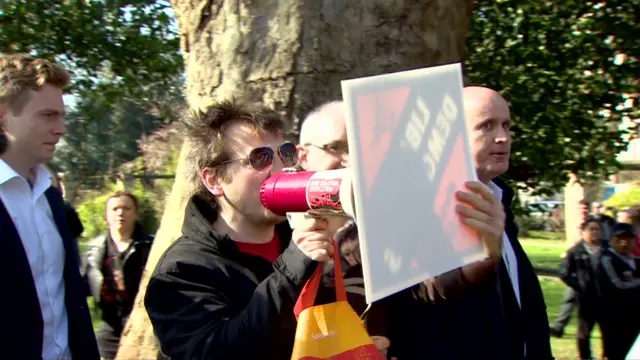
634, 233, 640, 257
235, 233, 281, 263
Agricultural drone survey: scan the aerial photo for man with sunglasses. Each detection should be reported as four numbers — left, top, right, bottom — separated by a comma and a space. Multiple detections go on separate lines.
144, 99, 335, 360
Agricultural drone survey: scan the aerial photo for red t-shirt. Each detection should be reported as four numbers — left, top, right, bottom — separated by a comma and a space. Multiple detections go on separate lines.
235, 233, 281, 263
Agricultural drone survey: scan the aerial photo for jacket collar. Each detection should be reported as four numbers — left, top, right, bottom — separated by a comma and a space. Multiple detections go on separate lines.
182, 194, 291, 256
0, 160, 52, 199
106, 221, 150, 244
490, 177, 514, 208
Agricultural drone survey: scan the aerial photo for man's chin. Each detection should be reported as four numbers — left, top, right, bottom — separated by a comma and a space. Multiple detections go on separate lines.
262, 210, 286, 224
479, 163, 509, 181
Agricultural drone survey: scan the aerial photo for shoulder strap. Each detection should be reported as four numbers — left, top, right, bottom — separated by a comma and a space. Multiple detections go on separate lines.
294, 239, 347, 319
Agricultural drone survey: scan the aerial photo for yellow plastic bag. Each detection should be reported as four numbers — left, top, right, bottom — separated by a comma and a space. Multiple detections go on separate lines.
291, 241, 385, 360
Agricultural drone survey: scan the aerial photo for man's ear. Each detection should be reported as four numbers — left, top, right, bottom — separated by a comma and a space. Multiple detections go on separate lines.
201, 167, 224, 197
296, 144, 308, 170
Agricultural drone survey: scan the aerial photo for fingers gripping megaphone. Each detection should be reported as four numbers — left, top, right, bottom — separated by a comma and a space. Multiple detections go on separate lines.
260, 168, 356, 231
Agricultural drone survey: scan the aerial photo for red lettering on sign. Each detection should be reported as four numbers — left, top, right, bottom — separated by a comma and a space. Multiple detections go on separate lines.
355, 87, 411, 197
433, 133, 480, 251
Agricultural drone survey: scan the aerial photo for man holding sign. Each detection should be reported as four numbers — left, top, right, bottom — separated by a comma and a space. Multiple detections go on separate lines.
298, 98, 517, 357
387, 87, 552, 360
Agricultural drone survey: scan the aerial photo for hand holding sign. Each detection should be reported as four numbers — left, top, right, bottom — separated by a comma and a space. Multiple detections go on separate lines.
455, 181, 505, 260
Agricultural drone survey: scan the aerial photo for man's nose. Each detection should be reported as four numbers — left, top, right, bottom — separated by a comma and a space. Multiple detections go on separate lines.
271, 153, 286, 173
495, 127, 510, 143
54, 118, 66, 137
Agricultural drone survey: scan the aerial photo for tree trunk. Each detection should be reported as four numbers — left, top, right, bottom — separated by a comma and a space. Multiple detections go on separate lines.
115, 0, 475, 358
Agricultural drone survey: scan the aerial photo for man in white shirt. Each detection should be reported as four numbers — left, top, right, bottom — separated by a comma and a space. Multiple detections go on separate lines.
380, 87, 553, 360
0, 53, 99, 360
461, 86, 553, 360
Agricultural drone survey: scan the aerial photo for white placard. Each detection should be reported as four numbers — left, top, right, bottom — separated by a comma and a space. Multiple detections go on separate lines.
341, 63, 486, 303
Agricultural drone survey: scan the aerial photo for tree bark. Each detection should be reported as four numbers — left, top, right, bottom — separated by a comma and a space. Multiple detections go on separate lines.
116, 0, 475, 358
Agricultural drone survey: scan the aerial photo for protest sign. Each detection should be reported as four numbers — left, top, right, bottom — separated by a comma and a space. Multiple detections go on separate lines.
341, 63, 485, 303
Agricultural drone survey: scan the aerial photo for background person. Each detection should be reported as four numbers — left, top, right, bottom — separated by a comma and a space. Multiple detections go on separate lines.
84, 191, 154, 360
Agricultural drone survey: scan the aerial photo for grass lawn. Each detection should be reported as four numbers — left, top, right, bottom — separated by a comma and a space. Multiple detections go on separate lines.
79, 231, 599, 358
520, 230, 567, 270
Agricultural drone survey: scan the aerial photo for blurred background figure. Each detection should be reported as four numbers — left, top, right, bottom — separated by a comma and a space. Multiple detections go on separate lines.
550, 200, 591, 338
83, 191, 154, 360
559, 217, 605, 360
597, 223, 640, 360
46, 166, 84, 264
591, 202, 615, 242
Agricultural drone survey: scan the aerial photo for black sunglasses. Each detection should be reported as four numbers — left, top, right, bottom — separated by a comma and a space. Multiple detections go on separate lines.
218, 142, 298, 171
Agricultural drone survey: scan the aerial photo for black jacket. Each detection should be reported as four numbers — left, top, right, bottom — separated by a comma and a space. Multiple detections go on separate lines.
387, 178, 553, 360
144, 195, 319, 360
596, 248, 640, 313
0, 186, 99, 360
63, 201, 84, 240
559, 240, 602, 306
84, 222, 154, 331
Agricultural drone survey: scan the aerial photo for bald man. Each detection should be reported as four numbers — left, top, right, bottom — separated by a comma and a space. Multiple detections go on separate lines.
462, 86, 552, 359
387, 87, 553, 360
300, 99, 522, 358
298, 101, 350, 171
297, 101, 389, 347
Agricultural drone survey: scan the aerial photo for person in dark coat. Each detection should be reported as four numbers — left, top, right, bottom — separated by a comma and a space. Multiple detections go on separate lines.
597, 223, 640, 360
386, 86, 553, 360
48, 167, 85, 265
0, 53, 99, 360
84, 191, 154, 360
559, 217, 605, 359
144, 99, 339, 360
550, 200, 590, 338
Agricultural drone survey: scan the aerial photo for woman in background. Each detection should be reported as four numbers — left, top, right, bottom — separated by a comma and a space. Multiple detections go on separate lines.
84, 191, 154, 360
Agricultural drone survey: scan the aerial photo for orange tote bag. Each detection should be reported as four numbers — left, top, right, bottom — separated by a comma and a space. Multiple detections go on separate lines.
290, 241, 385, 360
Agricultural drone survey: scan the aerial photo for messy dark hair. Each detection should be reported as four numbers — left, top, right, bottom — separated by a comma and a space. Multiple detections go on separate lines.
182, 98, 286, 200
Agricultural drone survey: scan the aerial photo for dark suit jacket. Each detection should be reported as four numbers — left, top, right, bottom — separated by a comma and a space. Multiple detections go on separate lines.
559, 240, 601, 307
0, 186, 99, 359
387, 178, 553, 360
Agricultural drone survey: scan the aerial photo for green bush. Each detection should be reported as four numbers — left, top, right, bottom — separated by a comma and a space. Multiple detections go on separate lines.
77, 181, 160, 239
604, 185, 640, 210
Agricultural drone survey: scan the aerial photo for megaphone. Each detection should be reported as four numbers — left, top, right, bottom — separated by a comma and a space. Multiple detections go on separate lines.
260, 168, 357, 224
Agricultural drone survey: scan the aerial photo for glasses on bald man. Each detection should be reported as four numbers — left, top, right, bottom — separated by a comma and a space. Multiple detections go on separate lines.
304, 140, 349, 155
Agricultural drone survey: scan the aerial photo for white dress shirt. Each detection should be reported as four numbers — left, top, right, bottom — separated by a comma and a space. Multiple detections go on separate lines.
0, 160, 70, 360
